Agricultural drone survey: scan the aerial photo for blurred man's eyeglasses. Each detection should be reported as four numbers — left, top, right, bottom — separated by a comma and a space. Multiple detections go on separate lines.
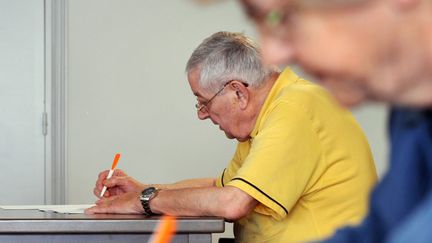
195, 80, 249, 113
242, 0, 368, 37
242, 3, 298, 38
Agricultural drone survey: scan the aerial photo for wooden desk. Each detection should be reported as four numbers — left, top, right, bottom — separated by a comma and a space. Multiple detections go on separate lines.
0, 209, 224, 243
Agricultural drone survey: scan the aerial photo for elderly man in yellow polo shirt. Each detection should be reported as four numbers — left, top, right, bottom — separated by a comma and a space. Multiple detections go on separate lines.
86, 31, 377, 242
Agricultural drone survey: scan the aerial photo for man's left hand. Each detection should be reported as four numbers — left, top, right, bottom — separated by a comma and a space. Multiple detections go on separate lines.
85, 191, 144, 214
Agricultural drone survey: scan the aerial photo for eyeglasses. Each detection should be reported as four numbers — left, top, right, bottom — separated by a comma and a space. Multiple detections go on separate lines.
195, 80, 249, 113
242, 2, 299, 38
243, 0, 368, 38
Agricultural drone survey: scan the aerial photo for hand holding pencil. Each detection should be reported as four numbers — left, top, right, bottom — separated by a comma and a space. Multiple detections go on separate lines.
99, 153, 121, 197
94, 154, 146, 198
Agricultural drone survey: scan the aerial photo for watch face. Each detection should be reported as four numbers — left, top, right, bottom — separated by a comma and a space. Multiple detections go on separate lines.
141, 187, 157, 200
143, 187, 156, 195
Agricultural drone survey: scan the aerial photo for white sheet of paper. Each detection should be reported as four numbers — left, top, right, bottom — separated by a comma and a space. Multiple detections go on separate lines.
0, 204, 95, 214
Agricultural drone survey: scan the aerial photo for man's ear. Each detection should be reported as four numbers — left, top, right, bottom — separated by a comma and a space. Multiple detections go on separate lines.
230, 81, 249, 110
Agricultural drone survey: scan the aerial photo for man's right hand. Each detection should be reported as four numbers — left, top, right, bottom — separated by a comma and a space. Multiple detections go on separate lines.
94, 169, 146, 198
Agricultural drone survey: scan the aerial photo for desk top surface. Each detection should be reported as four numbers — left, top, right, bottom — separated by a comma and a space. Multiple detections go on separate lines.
0, 209, 225, 233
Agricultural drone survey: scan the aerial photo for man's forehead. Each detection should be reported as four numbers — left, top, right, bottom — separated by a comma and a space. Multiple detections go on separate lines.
189, 79, 207, 98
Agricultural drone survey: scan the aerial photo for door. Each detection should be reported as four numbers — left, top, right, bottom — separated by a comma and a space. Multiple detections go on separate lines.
0, 0, 46, 204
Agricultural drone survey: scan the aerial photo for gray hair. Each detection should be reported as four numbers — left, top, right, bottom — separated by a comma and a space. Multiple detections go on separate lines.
186, 31, 275, 91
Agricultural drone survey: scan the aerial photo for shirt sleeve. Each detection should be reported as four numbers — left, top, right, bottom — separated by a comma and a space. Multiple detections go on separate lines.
216, 142, 249, 188
226, 100, 323, 220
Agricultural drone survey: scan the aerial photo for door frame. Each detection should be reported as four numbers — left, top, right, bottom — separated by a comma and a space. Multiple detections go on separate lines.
45, 0, 68, 204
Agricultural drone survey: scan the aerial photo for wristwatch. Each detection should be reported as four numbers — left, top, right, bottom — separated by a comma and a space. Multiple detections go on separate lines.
140, 187, 159, 216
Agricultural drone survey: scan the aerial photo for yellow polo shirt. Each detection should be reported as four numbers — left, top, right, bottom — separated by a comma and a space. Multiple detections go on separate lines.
216, 68, 377, 242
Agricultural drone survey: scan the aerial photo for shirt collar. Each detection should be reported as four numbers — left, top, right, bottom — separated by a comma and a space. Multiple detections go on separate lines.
250, 67, 300, 138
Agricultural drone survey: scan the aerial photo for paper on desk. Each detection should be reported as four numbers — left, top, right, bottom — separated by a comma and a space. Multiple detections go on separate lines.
0, 204, 95, 214
39, 204, 95, 214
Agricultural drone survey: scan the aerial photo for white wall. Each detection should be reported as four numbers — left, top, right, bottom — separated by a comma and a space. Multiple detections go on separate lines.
67, 0, 258, 201
67, 0, 389, 240
352, 103, 388, 176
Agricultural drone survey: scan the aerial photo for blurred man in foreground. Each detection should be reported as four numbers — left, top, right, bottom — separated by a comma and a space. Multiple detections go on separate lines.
238, 0, 432, 242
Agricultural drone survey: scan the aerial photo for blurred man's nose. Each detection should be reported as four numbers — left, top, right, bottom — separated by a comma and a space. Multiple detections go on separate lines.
261, 35, 296, 66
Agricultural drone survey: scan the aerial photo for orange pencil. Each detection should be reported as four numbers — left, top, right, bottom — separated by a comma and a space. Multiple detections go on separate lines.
150, 215, 177, 243
99, 153, 121, 197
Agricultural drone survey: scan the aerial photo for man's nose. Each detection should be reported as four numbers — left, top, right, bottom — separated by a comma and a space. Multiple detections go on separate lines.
197, 110, 209, 120
261, 35, 296, 66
